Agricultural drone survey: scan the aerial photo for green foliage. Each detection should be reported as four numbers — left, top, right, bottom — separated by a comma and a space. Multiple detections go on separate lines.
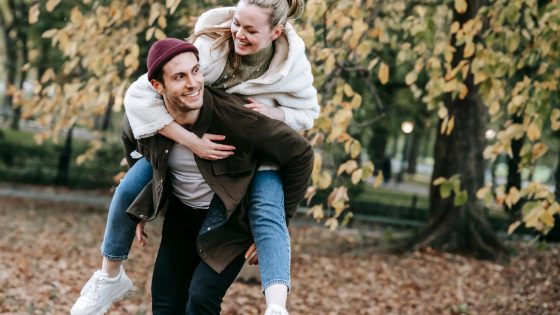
0, 128, 123, 188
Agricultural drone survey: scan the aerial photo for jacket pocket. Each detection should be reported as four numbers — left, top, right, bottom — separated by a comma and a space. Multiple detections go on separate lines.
212, 157, 253, 176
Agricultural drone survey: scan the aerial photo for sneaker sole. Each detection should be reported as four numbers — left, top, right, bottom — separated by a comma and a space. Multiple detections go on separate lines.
72, 285, 134, 315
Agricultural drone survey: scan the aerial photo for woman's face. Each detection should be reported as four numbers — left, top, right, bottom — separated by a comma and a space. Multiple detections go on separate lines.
231, 1, 283, 56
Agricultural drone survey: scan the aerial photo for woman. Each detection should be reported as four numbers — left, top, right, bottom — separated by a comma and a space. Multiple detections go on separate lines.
72, 1, 318, 315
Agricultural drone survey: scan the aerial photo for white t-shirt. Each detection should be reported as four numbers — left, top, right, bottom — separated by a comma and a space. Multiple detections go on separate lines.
167, 143, 214, 209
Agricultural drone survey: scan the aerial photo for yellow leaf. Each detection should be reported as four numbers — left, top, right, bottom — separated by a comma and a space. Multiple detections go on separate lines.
146, 27, 155, 41
458, 83, 468, 100
507, 221, 521, 235
527, 123, 541, 142
350, 141, 361, 159
433, 177, 447, 186
343, 84, 354, 97
154, 28, 166, 40
325, 218, 339, 231
318, 170, 332, 189
40, 69, 55, 83
446, 116, 455, 135
378, 62, 389, 85
550, 109, 560, 131
450, 21, 460, 34
368, 58, 379, 71
149, 3, 162, 25
505, 187, 521, 209
541, 209, 555, 227
325, 54, 336, 75
308, 204, 324, 221
351, 169, 363, 185
29, 4, 40, 24
440, 116, 449, 135
476, 186, 490, 199
46, 0, 61, 12
455, 0, 468, 14
463, 41, 475, 58
405, 71, 418, 86
532, 143, 548, 160
350, 94, 362, 109
42, 29, 58, 38
337, 160, 358, 176
373, 173, 384, 188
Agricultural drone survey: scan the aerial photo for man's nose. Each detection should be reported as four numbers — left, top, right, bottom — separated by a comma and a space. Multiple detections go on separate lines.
184, 74, 196, 87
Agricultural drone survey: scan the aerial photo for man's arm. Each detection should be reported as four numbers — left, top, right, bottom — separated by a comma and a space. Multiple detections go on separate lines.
251, 116, 314, 220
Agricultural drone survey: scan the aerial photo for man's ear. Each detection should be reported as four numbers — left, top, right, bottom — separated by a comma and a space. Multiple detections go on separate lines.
150, 79, 164, 95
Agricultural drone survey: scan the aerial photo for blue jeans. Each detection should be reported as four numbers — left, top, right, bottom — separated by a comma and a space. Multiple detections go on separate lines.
100, 157, 152, 260
247, 170, 290, 291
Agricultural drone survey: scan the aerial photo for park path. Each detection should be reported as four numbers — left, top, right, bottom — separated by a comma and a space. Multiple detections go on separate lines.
0, 182, 111, 208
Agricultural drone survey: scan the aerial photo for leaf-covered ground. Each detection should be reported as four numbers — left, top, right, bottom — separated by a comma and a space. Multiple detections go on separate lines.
1, 194, 559, 315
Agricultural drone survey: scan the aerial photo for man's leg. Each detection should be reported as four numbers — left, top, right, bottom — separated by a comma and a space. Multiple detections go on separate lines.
71, 157, 152, 315
152, 196, 208, 315
247, 171, 291, 313
186, 254, 246, 315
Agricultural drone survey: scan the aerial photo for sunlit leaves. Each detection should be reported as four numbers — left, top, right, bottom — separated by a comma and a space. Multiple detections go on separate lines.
29, 4, 40, 24
378, 62, 389, 85
46, 0, 61, 12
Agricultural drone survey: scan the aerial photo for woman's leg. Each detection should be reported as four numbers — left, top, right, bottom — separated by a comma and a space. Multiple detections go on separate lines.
71, 157, 153, 315
100, 157, 153, 272
247, 170, 290, 307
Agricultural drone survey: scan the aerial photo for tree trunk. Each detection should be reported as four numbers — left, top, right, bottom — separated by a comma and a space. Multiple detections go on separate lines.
414, 0, 507, 259
505, 115, 524, 219
406, 129, 422, 174
55, 126, 74, 185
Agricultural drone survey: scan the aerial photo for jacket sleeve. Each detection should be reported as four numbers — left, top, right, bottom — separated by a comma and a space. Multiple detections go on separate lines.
275, 57, 320, 132
121, 115, 140, 168
251, 117, 314, 221
123, 73, 174, 139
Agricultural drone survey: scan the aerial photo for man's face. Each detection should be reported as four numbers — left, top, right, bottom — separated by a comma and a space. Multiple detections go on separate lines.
153, 52, 204, 113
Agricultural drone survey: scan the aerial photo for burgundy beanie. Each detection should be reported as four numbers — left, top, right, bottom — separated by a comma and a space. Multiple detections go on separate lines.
147, 38, 199, 81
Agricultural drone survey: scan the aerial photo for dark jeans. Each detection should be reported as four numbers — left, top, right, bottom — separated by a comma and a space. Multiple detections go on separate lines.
152, 195, 246, 315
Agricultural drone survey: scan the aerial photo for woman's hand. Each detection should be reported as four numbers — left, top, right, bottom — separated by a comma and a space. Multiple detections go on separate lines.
136, 221, 148, 247
244, 98, 285, 121
191, 133, 236, 160
159, 122, 235, 160
244, 243, 259, 265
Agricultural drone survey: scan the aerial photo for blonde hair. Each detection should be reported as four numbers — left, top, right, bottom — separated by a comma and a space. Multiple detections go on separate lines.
189, 0, 305, 52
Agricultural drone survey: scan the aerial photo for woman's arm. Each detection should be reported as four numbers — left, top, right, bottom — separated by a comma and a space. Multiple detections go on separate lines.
159, 122, 236, 160
124, 74, 235, 160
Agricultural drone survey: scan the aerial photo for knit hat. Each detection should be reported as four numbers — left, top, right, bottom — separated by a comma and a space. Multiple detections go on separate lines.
147, 38, 199, 81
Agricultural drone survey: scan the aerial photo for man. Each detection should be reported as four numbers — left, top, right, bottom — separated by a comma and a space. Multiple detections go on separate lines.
123, 38, 312, 314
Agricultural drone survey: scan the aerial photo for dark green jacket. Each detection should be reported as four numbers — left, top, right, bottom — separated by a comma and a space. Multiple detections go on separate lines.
122, 86, 314, 272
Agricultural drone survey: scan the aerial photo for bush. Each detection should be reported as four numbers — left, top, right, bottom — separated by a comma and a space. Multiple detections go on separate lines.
0, 128, 124, 189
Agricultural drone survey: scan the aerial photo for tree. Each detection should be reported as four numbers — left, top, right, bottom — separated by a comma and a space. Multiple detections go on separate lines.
0, 0, 30, 129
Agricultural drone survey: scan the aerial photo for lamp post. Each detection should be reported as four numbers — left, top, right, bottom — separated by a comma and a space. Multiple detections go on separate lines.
397, 120, 414, 183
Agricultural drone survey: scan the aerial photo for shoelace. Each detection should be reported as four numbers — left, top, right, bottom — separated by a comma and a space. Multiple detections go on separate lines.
81, 275, 106, 300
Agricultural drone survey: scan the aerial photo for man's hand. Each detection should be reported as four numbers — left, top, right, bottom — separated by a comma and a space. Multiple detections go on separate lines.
191, 133, 236, 160
244, 98, 285, 121
244, 243, 259, 265
136, 221, 148, 247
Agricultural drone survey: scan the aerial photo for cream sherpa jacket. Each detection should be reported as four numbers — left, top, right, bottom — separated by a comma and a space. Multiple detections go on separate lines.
124, 7, 319, 139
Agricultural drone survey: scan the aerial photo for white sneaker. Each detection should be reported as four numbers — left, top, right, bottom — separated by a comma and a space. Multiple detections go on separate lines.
264, 304, 289, 315
71, 266, 134, 315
